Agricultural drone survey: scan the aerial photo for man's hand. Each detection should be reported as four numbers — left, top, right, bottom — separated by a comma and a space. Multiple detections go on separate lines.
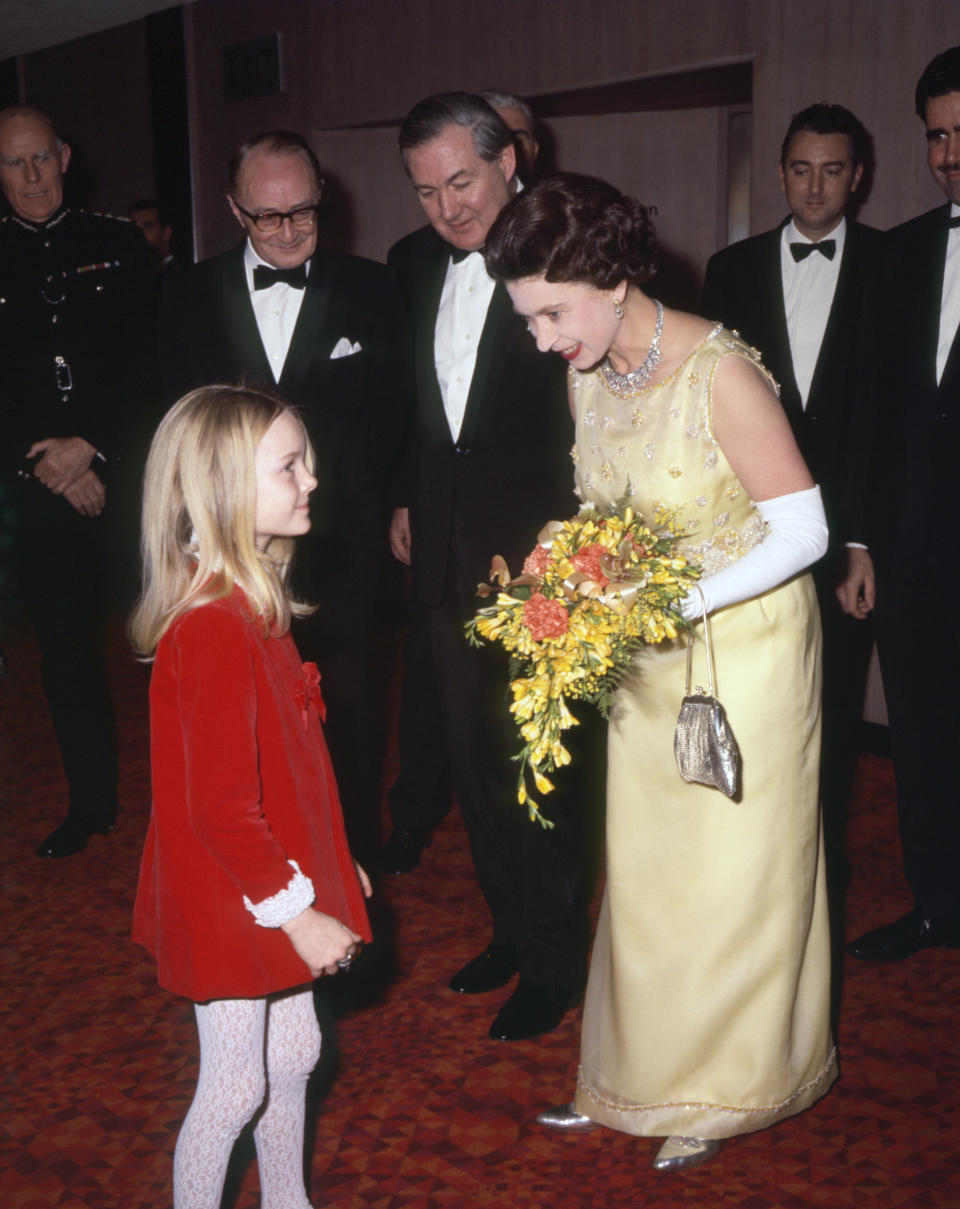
62, 469, 106, 517
836, 546, 876, 618
26, 436, 97, 494
389, 506, 412, 565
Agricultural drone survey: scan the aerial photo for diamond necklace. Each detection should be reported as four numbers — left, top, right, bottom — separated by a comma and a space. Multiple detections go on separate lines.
598, 299, 663, 397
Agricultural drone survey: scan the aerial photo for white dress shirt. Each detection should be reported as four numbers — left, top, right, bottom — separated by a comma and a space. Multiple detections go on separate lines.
434, 250, 496, 441
936, 204, 960, 384
243, 241, 309, 382
781, 217, 846, 410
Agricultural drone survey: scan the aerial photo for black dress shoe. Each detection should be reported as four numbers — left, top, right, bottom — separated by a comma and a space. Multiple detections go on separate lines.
381, 827, 431, 874
847, 909, 960, 961
489, 980, 574, 1041
449, 944, 519, 993
36, 813, 116, 859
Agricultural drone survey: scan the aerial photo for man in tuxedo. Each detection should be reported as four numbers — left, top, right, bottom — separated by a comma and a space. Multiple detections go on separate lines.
382, 89, 543, 878
701, 103, 880, 889
0, 105, 155, 859
160, 130, 408, 867
387, 92, 590, 1039
842, 49, 960, 961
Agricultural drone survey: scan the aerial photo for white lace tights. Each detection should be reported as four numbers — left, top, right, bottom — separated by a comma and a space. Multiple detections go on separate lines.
173, 988, 320, 1209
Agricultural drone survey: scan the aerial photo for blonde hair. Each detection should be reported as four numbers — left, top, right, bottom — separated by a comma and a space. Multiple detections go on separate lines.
129, 383, 315, 658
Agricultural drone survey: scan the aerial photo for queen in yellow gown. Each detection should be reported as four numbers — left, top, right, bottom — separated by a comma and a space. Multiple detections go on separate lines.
484, 173, 837, 1171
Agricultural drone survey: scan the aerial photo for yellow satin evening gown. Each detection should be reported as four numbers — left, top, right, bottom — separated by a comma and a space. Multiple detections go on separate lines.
571, 326, 837, 1139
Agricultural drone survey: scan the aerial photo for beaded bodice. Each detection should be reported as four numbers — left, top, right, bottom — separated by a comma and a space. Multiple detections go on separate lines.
571, 326, 773, 575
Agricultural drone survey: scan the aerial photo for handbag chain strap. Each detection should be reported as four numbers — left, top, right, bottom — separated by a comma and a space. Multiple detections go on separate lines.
684, 584, 717, 697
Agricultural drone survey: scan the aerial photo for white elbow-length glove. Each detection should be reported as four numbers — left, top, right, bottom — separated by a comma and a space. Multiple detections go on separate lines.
681, 485, 828, 620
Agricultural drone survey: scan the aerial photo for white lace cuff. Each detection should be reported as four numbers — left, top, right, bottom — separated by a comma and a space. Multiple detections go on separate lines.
243, 860, 315, 928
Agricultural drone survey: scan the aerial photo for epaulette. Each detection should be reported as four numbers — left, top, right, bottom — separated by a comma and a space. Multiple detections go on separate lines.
86, 210, 134, 224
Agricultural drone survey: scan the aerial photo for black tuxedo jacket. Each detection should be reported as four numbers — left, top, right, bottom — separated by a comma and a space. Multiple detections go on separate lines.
159, 242, 410, 640
159, 241, 409, 520
701, 219, 881, 546
387, 225, 577, 607
869, 204, 960, 571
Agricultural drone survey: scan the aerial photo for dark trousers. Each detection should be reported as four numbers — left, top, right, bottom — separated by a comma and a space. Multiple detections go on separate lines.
813, 558, 874, 871
874, 571, 960, 922
427, 548, 592, 989
387, 599, 453, 834
15, 484, 118, 827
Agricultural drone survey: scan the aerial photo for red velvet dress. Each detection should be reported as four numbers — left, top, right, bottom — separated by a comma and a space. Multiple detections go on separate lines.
132, 586, 372, 1001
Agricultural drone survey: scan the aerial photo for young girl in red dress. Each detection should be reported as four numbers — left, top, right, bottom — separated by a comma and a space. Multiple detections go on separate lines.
130, 384, 372, 1209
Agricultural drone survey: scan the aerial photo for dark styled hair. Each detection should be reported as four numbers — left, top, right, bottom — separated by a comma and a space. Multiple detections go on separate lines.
916, 46, 960, 120
398, 91, 513, 166
779, 103, 869, 168
227, 131, 324, 198
484, 172, 657, 289
128, 197, 172, 226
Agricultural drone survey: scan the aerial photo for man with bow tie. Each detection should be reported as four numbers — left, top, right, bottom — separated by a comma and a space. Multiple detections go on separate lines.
842, 48, 960, 962
701, 103, 881, 924
160, 130, 409, 866
385, 93, 594, 1042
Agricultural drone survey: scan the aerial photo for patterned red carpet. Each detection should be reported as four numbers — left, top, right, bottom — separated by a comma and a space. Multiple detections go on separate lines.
2, 617, 959, 1209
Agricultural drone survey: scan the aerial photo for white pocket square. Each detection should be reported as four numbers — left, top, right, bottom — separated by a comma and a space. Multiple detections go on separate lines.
330, 337, 362, 359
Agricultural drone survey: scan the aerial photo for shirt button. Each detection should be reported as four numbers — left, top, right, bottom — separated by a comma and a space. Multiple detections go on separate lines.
52, 314, 58, 323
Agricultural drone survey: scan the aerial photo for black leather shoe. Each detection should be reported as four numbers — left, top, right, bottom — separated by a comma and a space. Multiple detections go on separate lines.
36, 813, 116, 859
847, 910, 960, 961
381, 827, 431, 874
489, 980, 575, 1041
449, 944, 519, 993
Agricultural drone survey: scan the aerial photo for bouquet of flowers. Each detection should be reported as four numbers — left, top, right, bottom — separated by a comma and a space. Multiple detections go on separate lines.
466, 502, 699, 826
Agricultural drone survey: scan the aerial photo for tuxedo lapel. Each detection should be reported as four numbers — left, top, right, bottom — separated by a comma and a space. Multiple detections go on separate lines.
417, 240, 455, 444
457, 282, 516, 449
806, 225, 860, 411
278, 254, 336, 401
923, 211, 952, 396
763, 224, 802, 419
220, 245, 273, 381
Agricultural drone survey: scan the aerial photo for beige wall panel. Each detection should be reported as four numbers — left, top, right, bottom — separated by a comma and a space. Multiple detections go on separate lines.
541, 110, 725, 310
309, 127, 424, 262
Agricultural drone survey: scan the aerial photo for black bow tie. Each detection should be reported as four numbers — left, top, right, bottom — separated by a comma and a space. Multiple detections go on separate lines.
949, 214, 960, 228
253, 264, 307, 290
790, 240, 836, 262
450, 246, 481, 265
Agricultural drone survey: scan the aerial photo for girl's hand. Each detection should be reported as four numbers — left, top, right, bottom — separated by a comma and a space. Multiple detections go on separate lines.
354, 860, 373, 898
280, 908, 362, 978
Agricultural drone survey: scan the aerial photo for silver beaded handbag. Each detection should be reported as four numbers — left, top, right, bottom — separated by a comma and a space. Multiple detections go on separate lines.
674, 588, 741, 799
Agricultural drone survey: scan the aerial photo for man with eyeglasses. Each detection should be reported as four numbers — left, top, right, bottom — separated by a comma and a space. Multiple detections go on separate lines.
160, 130, 409, 871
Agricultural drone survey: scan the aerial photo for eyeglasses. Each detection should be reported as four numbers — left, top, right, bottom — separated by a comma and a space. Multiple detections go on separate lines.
232, 200, 322, 234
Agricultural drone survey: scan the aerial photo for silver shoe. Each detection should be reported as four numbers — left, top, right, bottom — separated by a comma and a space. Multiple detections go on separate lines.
652, 1135, 721, 1171
536, 1102, 599, 1131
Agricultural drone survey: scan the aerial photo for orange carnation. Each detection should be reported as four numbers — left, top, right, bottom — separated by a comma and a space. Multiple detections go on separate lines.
522, 593, 569, 640
571, 544, 610, 588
